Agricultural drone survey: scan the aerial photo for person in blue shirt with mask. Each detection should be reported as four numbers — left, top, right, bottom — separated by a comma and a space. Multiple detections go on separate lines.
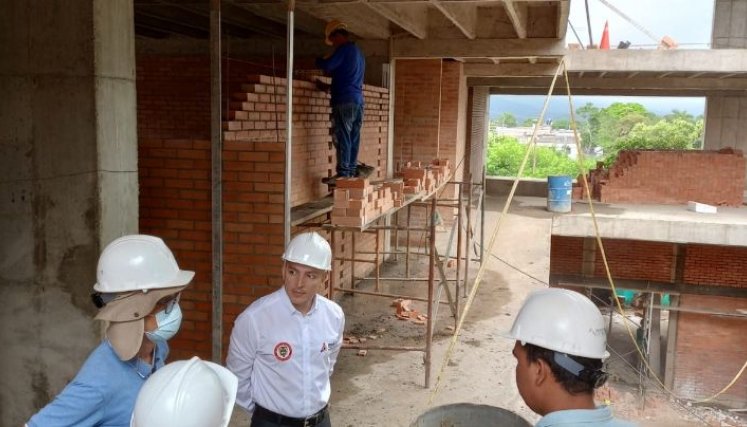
26, 235, 193, 427
316, 20, 367, 186
503, 289, 636, 427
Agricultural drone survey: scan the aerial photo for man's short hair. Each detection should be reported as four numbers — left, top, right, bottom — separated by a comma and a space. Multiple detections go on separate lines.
523, 343, 607, 394
330, 28, 350, 39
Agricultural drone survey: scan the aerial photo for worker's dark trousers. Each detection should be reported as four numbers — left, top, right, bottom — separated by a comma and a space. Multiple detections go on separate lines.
332, 102, 364, 177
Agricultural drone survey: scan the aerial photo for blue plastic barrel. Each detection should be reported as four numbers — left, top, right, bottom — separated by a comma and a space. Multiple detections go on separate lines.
547, 175, 572, 213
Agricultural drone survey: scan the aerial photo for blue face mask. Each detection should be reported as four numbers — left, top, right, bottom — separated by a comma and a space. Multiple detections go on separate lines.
145, 304, 182, 343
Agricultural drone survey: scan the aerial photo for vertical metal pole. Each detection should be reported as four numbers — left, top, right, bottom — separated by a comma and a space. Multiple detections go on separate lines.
454, 182, 464, 322
209, 0, 223, 364
283, 0, 295, 247
480, 167, 486, 264
351, 233, 356, 289
375, 230, 381, 292
584, 0, 594, 47
425, 197, 437, 388
329, 229, 336, 299
394, 210, 400, 261
405, 205, 411, 278
463, 179, 472, 296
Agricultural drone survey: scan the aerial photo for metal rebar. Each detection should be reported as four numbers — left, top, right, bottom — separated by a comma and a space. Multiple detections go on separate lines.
425, 197, 436, 388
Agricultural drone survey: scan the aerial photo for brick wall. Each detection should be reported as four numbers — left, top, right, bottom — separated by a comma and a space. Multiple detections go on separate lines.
138, 60, 389, 359
684, 244, 747, 288
549, 236, 674, 282
550, 235, 747, 407
575, 149, 746, 206
393, 59, 468, 230
138, 138, 213, 359
674, 294, 747, 407
549, 236, 585, 275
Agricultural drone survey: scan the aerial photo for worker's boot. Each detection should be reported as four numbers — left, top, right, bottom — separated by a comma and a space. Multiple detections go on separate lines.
355, 163, 374, 178
322, 174, 340, 188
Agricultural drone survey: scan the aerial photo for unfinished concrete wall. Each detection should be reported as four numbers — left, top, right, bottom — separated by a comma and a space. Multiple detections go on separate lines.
706, 0, 747, 195
0, 0, 138, 424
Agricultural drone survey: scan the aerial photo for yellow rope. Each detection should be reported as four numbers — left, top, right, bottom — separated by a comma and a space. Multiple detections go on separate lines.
428, 59, 567, 403
561, 63, 746, 406
427, 57, 746, 411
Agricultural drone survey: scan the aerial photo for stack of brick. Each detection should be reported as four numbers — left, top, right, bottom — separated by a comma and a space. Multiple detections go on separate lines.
572, 149, 746, 206
331, 178, 403, 227
222, 75, 389, 207
399, 159, 452, 195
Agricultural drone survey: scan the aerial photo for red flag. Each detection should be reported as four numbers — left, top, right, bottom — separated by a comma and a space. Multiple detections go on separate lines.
600, 21, 610, 50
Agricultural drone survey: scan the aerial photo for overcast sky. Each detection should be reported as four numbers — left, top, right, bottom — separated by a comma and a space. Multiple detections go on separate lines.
567, 0, 714, 48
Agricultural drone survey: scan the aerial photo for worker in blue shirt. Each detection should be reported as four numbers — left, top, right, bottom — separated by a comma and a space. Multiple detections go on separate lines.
316, 20, 367, 185
502, 289, 636, 427
26, 235, 193, 427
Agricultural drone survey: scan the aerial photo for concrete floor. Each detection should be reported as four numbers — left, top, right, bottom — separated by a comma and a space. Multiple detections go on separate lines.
228, 196, 744, 427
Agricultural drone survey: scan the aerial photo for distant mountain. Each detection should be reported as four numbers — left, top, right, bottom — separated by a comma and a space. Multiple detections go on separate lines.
490, 95, 706, 122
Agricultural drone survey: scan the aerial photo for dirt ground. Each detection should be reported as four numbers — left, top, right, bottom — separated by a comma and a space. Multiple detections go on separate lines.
229, 196, 746, 427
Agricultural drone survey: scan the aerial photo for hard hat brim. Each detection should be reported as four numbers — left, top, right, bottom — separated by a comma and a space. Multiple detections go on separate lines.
95, 285, 188, 322
93, 269, 194, 293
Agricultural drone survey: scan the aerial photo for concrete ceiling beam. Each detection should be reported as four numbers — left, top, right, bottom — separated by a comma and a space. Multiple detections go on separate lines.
471, 76, 747, 91
503, 0, 527, 39
366, 2, 429, 39
391, 37, 565, 57
430, 1, 477, 39
556, 0, 569, 39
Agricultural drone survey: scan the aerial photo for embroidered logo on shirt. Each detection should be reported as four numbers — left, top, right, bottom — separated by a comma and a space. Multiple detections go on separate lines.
274, 342, 293, 361
320, 342, 329, 352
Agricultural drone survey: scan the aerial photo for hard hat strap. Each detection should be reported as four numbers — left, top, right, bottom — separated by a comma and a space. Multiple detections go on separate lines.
553, 352, 608, 388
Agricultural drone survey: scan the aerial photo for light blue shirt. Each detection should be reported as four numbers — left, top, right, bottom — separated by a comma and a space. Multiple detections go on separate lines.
28, 340, 168, 427
536, 405, 637, 427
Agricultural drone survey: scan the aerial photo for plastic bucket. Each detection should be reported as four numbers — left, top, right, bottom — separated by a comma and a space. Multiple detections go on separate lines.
547, 175, 572, 213
411, 403, 532, 427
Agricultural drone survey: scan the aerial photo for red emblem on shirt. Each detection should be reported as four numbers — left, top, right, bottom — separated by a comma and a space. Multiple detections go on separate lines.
274, 342, 293, 361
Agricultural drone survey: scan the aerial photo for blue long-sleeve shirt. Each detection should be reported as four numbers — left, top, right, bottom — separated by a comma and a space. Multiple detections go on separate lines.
316, 42, 365, 106
27, 340, 168, 427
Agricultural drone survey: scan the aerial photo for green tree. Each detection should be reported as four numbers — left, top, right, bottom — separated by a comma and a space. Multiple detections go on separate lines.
486, 135, 594, 178
521, 118, 536, 127
551, 118, 570, 130
495, 112, 518, 127
604, 118, 704, 163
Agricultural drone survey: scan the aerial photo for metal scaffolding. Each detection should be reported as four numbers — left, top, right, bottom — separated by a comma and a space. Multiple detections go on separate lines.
292, 174, 485, 387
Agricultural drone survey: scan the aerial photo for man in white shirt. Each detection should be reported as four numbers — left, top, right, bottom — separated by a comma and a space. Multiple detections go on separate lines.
227, 232, 344, 427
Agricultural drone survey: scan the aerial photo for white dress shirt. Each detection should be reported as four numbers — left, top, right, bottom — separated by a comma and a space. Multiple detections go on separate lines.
227, 287, 345, 418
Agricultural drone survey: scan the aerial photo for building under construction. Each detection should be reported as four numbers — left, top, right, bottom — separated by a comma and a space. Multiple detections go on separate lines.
2, 0, 747, 425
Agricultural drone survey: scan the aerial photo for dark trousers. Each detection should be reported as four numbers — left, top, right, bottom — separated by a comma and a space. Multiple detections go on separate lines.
332, 102, 364, 177
250, 405, 332, 427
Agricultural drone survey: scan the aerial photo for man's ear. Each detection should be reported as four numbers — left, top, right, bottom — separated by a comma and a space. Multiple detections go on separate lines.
533, 358, 552, 387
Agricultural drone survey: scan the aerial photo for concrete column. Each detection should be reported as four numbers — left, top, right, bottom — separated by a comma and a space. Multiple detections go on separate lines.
705, 0, 747, 197
0, 0, 137, 424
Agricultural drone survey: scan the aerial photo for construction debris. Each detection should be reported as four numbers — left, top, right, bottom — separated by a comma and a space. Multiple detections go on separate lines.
357, 350, 368, 357
391, 298, 428, 325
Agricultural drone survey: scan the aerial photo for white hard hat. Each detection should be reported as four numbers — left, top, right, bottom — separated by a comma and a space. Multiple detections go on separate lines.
93, 235, 194, 293
502, 288, 610, 359
282, 232, 332, 271
131, 356, 238, 427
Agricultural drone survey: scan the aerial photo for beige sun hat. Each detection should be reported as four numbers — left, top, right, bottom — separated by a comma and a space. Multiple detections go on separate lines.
96, 286, 187, 361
